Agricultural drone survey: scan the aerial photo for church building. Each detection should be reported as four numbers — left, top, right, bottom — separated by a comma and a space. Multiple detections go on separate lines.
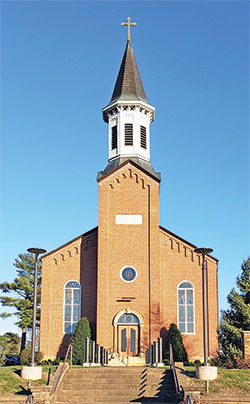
40, 23, 219, 362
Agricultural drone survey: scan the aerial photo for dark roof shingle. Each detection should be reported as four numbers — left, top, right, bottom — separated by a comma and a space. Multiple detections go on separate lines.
107, 40, 148, 106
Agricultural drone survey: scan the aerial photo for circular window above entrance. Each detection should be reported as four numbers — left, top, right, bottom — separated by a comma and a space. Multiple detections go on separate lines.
120, 266, 137, 282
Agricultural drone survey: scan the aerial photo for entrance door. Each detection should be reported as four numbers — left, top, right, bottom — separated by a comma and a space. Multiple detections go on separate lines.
118, 325, 139, 357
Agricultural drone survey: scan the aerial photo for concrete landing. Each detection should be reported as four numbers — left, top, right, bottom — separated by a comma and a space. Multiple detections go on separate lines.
109, 356, 146, 366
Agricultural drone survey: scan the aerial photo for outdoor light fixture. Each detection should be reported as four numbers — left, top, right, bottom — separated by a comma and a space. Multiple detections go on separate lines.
194, 247, 213, 392
27, 248, 47, 367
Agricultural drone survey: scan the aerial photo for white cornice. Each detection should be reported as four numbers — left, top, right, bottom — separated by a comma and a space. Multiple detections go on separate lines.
102, 100, 155, 123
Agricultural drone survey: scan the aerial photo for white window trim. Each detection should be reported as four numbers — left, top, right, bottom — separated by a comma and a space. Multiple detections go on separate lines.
63, 280, 81, 334
177, 280, 195, 335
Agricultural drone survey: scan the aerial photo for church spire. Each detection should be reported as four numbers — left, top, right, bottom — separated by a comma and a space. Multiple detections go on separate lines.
99, 19, 160, 183
108, 40, 148, 107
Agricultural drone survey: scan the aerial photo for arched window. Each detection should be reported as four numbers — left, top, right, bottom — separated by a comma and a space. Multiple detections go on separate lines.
64, 281, 81, 333
178, 281, 194, 334
117, 313, 140, 324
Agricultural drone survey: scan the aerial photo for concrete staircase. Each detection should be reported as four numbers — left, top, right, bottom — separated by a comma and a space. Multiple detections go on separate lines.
0, 396, 27, 404
55, 367, 177, 404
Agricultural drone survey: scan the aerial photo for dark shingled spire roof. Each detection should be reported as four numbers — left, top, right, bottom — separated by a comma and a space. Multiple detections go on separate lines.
108, 40, 149, 106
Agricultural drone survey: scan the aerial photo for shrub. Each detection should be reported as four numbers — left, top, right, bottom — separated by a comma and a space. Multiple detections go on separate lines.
163, 323, 188, 365
70, 317, 91, 365
194, 359, 201, 367
222, 356, 250, 369
53, 357, 61, 365
20, 348, 44, 365
20, 348, 30, 365
36, 351, 44, 364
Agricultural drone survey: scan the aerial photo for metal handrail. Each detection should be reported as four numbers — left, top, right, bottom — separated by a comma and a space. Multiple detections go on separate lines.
52, 343, 72, 393
169, 344, 180, 394
25, 395, 34, 404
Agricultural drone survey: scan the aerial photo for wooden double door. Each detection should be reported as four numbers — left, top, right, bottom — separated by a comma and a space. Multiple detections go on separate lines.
118, 325, 139, 357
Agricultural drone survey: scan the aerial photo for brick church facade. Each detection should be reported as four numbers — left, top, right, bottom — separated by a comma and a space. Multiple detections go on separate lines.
40, 36, 219, 362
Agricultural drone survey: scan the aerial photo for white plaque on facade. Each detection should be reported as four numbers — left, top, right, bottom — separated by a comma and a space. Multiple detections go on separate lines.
116, 214, 142, 225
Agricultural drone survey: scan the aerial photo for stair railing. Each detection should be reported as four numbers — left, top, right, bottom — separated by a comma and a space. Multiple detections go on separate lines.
25, 395, 34, 404
169, 343, 184, 402
170, 343, 180, 394
52, 343, 72, 393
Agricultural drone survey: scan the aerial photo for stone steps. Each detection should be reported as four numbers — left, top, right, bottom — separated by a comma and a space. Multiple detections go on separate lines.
0, 396, 27, 404
54, 367, 176, 404
200, 397, 250, 404
56, 402, 177, 404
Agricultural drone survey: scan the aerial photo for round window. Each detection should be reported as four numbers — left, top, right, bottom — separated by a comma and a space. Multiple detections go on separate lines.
120, 266, 137, 282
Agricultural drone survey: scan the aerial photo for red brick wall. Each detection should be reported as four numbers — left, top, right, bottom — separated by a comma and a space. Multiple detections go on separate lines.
40, 162, 218, 361
97, 162, 160, 350
40, 229, 97, 359
159, 228, 218, 361
243, 331, 250, 360
96, 161, 218, 360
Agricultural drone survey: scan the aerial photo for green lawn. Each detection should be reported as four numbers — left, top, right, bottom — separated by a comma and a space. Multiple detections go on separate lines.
0, 365, 56, 395
184, 366, 250, 395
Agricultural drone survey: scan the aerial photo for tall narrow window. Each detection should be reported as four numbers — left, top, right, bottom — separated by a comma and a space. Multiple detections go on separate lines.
140, 125, 147, 149
124, 123, 133, 145
64, 281, 81, 333
112, 125, 117, 150
178, 281, 194, 334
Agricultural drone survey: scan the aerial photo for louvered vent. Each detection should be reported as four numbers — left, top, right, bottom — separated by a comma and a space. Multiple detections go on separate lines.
125, 124, 133, 145
112, 125, 117, 149
140, 126, 147, 149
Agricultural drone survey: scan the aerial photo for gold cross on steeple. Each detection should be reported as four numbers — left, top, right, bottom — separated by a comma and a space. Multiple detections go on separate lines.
121, 17, 137, 42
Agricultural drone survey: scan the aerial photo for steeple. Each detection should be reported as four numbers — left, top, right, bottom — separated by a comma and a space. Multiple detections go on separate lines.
99, 20, 160, 182
108, 41, 148, 107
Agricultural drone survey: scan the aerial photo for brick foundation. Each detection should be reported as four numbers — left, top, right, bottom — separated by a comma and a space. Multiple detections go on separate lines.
243, 331, 250, 360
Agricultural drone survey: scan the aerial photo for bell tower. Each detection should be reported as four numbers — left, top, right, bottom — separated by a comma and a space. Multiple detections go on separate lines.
96, 19, 161, 354
99, 18, 159, 182
102, 39, 155, 164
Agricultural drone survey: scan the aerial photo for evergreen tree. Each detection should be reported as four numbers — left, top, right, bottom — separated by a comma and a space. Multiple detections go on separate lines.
0, 332, 21, 365
0, 253, 41, 351
3, 332, 21, 354
70, 317, 91, 365
219, 257, 250, 361
164, 323, 188, 364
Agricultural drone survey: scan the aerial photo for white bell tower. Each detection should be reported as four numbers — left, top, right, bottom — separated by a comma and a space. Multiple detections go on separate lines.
99, 18, 160, 182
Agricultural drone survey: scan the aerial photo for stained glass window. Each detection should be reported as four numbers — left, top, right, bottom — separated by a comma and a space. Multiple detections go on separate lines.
178, 281, 194, 334
120, 266, 137, 282
117, 313, 139, 324
64, 281, 81, 333
131, 329, 136, 353
121, 329, 126, 352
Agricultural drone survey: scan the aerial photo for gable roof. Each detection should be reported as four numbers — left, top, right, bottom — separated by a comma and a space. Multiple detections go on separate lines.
41, 226, 98, 259
159, 225, 218, 262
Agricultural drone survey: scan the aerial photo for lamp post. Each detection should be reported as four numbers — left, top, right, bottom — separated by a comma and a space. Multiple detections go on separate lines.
27, 248, 47, 367
194, 247, 213, 392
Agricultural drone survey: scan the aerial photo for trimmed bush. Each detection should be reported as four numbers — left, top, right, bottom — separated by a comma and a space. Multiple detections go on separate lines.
20, 349, 44, 365
70, 317, 91, 365
20, 348, 30, 365
164, 323, 188, 365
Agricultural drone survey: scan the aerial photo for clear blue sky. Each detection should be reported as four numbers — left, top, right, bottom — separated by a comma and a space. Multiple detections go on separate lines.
1, 1, 249, 335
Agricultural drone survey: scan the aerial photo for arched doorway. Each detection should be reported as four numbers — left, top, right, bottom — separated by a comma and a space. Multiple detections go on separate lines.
113, 310, 144, 357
